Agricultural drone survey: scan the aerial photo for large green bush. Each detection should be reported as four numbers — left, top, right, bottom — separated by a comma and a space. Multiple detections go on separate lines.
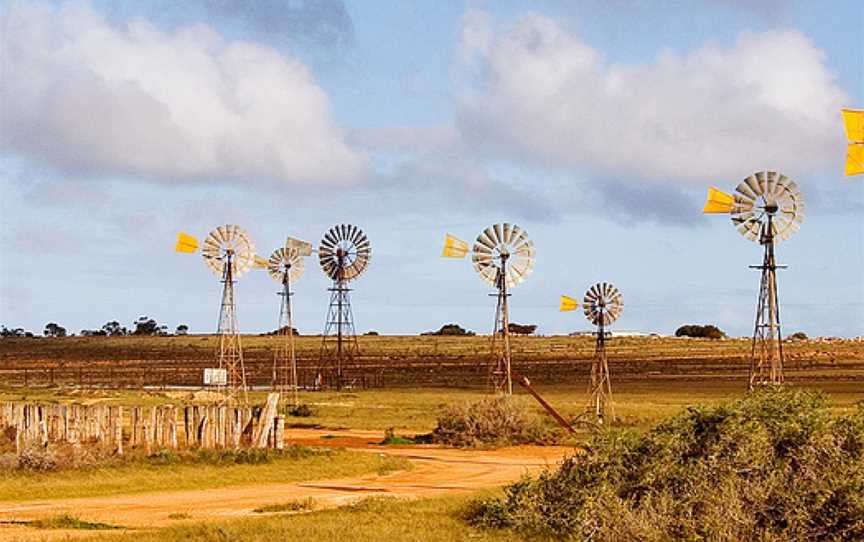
467, 387, 864, 540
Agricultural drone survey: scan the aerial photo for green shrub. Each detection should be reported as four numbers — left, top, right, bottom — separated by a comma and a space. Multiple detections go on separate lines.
432, 396, 560, 448
467, 387, 864, 541
287, 403, 315, 417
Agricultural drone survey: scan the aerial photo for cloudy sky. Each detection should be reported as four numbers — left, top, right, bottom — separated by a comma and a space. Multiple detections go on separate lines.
1, 0, 862, 338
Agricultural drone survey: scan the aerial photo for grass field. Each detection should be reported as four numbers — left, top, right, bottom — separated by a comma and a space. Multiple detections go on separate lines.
0, 447, 400, 501
79, 495, 524, 542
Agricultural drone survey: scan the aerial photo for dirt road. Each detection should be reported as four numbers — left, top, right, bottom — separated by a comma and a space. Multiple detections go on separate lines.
0, 429, 574, 540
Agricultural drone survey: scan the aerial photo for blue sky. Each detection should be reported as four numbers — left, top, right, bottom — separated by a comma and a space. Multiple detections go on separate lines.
1, 0, 862, 338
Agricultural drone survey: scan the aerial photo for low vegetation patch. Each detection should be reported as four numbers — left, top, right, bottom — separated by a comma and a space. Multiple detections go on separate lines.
0, 442, 325, 473
287, 403, 316, 417
253, 498, 316, 513
432, 396, 561, 448
376, 455, 413, 475
467, 387, 864, 541
379, 427, 433, 445
3, 514, 121, 530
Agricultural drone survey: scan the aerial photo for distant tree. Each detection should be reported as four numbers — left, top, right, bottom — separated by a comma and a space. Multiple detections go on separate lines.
364, 331, 379, 336
132, 316, 167, 336
507, 323, 538, 335
675, 324, 726, 339
1, 326, 33, 338
80, 329, 107, 337
175, 324, 189, 336
102, 321, 128, 336
422, 324, 476, 336
43, 322, 67, 338
789, 331, 808, 341
264, 326, 299, 336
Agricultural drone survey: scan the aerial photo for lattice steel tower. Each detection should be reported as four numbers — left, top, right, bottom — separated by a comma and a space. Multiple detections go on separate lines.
216, 252, 247, 404
318, 225, 370, 390
266, 243, 308, 405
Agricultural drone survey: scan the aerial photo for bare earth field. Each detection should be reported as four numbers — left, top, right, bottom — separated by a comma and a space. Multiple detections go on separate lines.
0, 336, 861, 540
1, 334, 862, 389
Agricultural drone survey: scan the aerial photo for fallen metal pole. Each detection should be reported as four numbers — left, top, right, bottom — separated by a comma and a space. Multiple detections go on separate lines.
514, 372, 577, 435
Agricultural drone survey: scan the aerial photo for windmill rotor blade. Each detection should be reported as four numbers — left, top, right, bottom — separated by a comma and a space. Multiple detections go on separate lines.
765, 171, 777, 198
501, 223, 513, 245
492, 224, 503, 245
479, 227, 496, 249
742, 175, 760, 198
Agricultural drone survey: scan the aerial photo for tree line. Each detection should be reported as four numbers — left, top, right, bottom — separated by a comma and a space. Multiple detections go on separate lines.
1, 317, 189, 338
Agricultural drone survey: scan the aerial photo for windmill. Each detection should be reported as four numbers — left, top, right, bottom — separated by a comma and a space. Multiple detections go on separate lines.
264, 237, 313, 406
442, 224, 535, 394
842, 109, 864, 176
703, 171, 804, 388
561, 283, 623, 423
175, 225, 256, 405
318, 225, 371, 390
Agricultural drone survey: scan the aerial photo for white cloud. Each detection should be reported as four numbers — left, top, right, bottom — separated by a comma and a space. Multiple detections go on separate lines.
456, 12, 848, 184
0, 1, 366, 184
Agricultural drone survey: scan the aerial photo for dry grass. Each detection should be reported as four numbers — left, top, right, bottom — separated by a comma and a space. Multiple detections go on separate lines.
78, 495, 527, 542
0, 447, 403, 502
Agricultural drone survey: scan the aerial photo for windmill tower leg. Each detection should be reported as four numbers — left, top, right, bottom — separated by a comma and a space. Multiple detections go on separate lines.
749, 234, 784, 389
217, 256, 248, 406
286, 282, 299, 407
276, 277, 299, 406
320, 279, 358, 390
490, 262, 513, 395
588, 322, 614, 423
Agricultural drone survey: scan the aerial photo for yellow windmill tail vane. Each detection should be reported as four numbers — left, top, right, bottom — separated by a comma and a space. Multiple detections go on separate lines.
842, 108, 864, 176
441, 234, 469, 258
175, 232, 199, 253
702, 187, 735, 214
559, 295, 579, 312
252, 255, 268, 269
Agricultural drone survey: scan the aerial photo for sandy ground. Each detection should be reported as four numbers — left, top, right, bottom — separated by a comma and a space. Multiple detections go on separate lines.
0, 428, 575, 540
